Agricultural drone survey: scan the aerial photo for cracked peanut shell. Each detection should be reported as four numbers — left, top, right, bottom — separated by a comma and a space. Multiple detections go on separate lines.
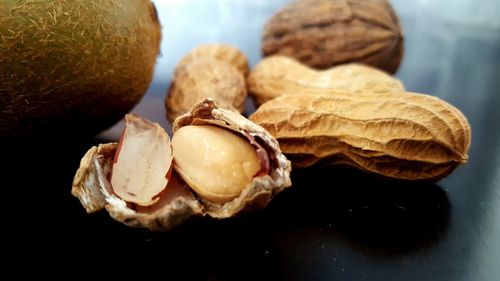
72, 99, 291, 230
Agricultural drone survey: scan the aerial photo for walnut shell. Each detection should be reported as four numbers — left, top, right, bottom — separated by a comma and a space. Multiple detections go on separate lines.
72, 99, 291, 230
262, 0, 404, 73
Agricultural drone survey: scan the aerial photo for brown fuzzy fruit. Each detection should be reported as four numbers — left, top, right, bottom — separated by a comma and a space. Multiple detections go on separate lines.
0, 0, 161, 138
262, 0, 403, 73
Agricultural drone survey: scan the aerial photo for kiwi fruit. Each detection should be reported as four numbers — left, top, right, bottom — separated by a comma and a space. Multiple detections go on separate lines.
0, 0, 161, 138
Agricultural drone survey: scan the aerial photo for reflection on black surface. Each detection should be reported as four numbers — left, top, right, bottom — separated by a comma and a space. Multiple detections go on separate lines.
2, 1, 499, 278
273, 167, 451, 257
2, 136, 450, 279
1, 137, 282, 279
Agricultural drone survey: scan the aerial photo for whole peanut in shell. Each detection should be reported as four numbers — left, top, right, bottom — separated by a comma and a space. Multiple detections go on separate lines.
174, 44, 249, 76
249, 91, 471, 181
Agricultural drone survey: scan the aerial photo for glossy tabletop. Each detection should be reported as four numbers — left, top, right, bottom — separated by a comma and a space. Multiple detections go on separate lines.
2, 0, 500, 279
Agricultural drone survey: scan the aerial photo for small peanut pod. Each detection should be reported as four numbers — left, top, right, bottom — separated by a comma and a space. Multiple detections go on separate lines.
249, 91, 471, 181
166, 44, 249, 122
174, 44, 249, 76
262, 0, 403, 73
248, 56, 404, 107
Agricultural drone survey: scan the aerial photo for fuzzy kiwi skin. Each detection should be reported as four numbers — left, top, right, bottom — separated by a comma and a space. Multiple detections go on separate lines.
0, 0, 161, 138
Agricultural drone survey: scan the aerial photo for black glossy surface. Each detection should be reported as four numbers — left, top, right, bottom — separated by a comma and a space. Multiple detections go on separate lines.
2, 0, 500, 279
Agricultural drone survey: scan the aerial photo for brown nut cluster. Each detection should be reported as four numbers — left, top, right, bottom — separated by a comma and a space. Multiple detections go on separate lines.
72, 99, 291, 230
248, 55, 404, 107
72, 0, 471, 232
250, 91, 471, 181
262, 0, 403, 73
166, 44, 249, 123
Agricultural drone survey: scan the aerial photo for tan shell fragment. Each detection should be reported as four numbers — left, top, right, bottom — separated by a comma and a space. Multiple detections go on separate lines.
174, 44, 249, 76
262, 0, 403, 73
248, 55, 404, 106
174, 98, 292, 218
72, 143, 203, 231
249, 92, 471, 181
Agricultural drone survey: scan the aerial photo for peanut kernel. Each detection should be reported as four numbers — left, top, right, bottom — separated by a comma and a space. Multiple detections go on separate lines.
111, 115, 173, 206
172, 125, 260, 204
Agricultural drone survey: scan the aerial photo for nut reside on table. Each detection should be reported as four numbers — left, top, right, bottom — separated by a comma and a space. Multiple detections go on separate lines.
262, 0, 403, 73
248, 55, 404, 107
166, 44, 249, 123
250, 92, 470, 181
72, 99, 291, 231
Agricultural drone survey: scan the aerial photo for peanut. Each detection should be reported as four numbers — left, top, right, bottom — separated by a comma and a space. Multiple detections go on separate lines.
174, 44, 249, 76
166, 44, 249, 122
111, 115, 173, 206
72, 101, 292, 230
262, 0, 403, 73
112, 116, 263, 205
249, 91, 471, 181
248, 56, 404, 107
172, 125, 261, 204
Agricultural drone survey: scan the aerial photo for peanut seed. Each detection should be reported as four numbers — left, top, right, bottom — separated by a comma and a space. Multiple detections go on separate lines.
171, 125, 260, 204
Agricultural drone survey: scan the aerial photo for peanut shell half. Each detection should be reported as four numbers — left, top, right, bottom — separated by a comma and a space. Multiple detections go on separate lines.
72, 143, 203, 231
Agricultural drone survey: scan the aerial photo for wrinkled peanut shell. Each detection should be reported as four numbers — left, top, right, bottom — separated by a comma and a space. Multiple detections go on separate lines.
248, 55, 404, 106
250, 91, 471, 181
166, 44, 249, 123
174, 44, 249, 76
